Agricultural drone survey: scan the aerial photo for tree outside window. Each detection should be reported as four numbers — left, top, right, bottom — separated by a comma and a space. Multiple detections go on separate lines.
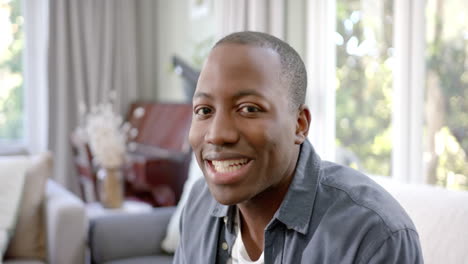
424, 0, 468, 190
335, 0, 394, 176
335, 0, 467, 189
0, 0, 23, 142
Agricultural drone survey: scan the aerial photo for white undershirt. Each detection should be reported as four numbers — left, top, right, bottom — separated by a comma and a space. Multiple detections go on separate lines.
228, 209, 265, 264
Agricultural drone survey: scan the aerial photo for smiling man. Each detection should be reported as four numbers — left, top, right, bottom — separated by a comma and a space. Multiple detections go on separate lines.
174, 31, 423, 264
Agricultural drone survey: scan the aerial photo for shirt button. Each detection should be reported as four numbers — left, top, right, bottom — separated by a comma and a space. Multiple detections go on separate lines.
222, 242, 228, 251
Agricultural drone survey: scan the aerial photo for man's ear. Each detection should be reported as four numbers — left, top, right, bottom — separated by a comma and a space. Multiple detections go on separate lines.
295, 104, 311, 144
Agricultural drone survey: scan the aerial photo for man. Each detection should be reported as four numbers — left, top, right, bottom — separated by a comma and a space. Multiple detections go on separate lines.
175, 31, 423, 263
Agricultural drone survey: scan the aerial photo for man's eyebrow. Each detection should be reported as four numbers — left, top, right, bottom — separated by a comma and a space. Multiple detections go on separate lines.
193, 90, 265, 100
193, 92, 213, 99
232, 89, 264, 99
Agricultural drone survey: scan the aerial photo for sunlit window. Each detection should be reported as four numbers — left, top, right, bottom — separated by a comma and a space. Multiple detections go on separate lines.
0, 0, 23, 144
335, 0, 394, 176
424, 0, 468, 189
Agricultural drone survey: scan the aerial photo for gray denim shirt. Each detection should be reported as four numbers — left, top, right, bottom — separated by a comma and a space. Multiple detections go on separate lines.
174, 140, 423, 263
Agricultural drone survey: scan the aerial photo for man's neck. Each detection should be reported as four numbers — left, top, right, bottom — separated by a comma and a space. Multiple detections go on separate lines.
237, 172, 294, 261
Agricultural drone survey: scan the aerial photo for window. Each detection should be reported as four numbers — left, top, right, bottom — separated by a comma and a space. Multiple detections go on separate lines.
335, 0, 394, 176
0, 0, 24, 149
307, 0, 467, 187
424, 0, 468, 189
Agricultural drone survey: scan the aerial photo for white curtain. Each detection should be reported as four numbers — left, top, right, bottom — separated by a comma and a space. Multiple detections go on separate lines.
215, 0, 285, 39
46, 0, 158, 191
23, 0, 49, 155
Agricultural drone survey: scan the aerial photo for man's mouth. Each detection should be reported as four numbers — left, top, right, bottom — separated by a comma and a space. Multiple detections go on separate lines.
204, 157, 253, 185
211, 158, 250, 173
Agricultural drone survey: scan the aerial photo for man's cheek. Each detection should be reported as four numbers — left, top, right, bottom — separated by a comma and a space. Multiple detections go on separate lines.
188, 124, 202, 148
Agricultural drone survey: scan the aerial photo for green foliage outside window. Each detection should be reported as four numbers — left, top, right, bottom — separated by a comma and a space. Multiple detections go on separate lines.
0, 0, 23, 141
336, 0, 468, 188
425, 0, 468, 189
335, 0, 394, 176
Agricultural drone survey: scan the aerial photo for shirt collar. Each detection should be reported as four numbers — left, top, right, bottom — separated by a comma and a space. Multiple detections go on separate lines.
210, 139, 321, 235
210, 198, 234, 231
211, 200, 229, 217
274, 139, 321, 234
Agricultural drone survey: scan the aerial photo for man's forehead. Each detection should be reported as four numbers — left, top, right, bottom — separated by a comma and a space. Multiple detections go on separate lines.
193, 43, 285, 101
206, 43, 279, 66
199, 44, 281, 82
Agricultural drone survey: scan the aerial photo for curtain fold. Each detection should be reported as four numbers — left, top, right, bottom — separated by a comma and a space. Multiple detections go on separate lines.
23, 0, 49, 155
47, 0, 158, 191
215, 0, 285, 40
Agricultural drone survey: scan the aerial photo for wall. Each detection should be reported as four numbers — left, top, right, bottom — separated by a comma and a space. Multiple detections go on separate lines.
286, 0, 307, 62
154, 0, 307, 102
155, 0, 216, 102
155, 0, 189, 102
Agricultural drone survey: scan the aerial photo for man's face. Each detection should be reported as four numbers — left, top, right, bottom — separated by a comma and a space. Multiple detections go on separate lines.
189, 43, 304, 205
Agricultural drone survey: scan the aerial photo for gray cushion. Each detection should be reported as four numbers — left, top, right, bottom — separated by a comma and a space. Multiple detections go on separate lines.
103, 255, 173, 264
89, 207, 176, 263
3, 260, 44, 264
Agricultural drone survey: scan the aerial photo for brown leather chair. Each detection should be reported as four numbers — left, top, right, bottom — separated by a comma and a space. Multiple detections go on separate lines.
125, 102, 192, 207
71, 102, 193, 207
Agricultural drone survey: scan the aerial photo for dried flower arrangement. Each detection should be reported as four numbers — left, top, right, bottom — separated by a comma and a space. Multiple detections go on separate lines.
76, 91, 137, 169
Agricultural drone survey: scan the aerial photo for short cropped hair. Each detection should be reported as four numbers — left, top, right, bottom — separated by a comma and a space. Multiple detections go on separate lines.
215, 31, 307, 108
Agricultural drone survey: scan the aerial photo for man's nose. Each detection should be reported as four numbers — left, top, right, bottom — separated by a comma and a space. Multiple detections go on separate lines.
204, 111, 239, 146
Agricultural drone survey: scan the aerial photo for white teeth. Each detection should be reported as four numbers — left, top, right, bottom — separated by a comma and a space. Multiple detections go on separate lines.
211, 158, 248, 173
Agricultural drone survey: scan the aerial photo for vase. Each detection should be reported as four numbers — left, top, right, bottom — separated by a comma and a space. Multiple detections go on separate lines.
97, 167, 124, 208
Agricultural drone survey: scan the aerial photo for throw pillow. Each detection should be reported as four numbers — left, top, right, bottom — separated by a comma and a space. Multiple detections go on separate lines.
0, 156, 29, 259
161, 154, 203, 253
0, 230, 7, 257
4, 152, 53, 260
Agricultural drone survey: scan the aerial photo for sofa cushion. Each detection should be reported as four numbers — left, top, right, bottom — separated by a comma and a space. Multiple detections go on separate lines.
5, 153, 53, 260
104, 255, 173, 264
1, 230, 8, 257
374, 176, 468, 264
3, 260, 44, 264
0, 156, 29, 258
90, 207, 175, 264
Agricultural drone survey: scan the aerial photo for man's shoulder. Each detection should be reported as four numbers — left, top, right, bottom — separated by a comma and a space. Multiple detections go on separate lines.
184, 177, 213, 214
190, 176, 208, 195
317, 161, 417, 233
179, 177, 219, 240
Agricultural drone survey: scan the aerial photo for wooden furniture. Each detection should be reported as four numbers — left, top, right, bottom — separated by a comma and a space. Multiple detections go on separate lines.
125, 102, 193, 206
71, 102, 193, 207
70, 131, 98, 203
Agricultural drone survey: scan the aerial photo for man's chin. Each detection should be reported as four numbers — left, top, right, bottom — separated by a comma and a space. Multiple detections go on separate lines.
208, 186, 247, 206
215, 198, 238, 206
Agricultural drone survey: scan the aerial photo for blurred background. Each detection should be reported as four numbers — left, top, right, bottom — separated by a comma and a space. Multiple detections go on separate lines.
0, 0, 466, 192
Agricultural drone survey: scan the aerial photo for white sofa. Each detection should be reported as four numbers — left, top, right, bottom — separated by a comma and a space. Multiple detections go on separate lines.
89, 176, 468, 264
3, 179, 87, 264
374, 176, 468, 264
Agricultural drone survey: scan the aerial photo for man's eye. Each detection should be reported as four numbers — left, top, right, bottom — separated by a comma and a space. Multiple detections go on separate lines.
195, 107, 213, 116
240, 105, 261, 113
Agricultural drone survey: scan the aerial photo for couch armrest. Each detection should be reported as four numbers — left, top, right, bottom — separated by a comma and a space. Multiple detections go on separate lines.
89, 206, 175, 264
45, 179, 87, 264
